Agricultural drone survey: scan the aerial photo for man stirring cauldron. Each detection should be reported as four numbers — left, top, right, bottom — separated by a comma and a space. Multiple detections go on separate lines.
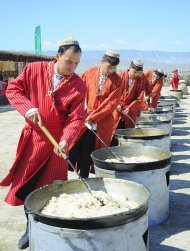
0, 38, 86, 249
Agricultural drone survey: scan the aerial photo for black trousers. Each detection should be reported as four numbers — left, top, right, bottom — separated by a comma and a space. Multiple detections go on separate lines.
69, 129, 96, 178
16, 165, 46, 201
110, 119, 125, 146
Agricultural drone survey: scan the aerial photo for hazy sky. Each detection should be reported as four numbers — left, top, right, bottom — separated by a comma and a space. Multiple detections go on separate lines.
1, 0, 190, 52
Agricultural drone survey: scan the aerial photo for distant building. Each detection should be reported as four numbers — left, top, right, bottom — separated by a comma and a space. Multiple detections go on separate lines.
0, 50, 55, 80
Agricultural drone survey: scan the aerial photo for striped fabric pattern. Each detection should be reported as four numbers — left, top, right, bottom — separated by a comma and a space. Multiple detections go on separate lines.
144, 70, 164, 107
80, 66, 123, 149
1, 61, 86, 206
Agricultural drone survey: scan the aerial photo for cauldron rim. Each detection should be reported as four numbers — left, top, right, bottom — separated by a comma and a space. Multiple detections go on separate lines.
136, 119, 171, 125
25, 178, 150, 229
114, 128, 170, 139
91, 146, 172, 171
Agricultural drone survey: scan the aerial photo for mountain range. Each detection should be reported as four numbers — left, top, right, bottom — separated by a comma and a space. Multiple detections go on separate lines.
43, 49, 190, 74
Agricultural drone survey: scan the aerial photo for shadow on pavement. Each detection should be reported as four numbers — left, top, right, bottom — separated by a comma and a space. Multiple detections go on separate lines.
149, 190, 190, 251
172, 155, 190, 162
173, 118, 187, 125
170, 162, 190, 175
172, 127, 190, 131
170, 179, 190, 191
171, 139, 190, 152
171, 129, 190, 136
174, 113, 188, 118
174, 109, 184, 112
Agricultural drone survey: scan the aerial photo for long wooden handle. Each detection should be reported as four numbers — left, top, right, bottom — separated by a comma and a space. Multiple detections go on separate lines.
39, 123, 106, 205
38, 123, 67, 159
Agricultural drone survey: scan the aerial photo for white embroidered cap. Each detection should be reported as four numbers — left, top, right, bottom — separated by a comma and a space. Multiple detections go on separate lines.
155, 68, 164, 77
58, 38, 79, 46
164, 71, 168, 77
130, 59, 143, 71
105, 50, 120, 59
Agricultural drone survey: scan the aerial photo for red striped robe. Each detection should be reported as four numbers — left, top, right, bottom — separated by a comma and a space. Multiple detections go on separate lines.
145, 70, 163, 108
0, 61, 86, 206
113, 70, 145, 128
80, 66, 122, 149
170, 72, 179, 90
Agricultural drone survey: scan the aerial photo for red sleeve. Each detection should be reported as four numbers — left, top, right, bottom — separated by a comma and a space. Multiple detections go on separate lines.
60, 79, 87, 146
90, 77, 122, 123
121, 77, 145, 112
127, 98, 143, 111
151, 79, 163, 107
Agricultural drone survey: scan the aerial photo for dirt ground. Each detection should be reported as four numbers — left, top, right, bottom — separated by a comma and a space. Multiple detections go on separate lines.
0, 86, 190, 251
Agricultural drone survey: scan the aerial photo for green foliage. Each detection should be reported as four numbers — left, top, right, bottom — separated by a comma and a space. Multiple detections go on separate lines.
180, 71, 190, 86
186, 72, 190, 86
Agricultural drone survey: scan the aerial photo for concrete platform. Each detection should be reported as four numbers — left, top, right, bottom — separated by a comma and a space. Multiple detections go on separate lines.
0, 86, 190, 250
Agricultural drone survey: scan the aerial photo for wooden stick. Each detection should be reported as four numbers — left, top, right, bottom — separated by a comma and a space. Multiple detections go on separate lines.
38, 123, 67, 159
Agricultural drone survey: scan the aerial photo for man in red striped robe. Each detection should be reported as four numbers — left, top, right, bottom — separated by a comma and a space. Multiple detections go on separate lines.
170, 69, 179, 90
112, 59, 145, 131
69, 50, 122, 178
0, 38, 86, 249
144, 68, 165, 107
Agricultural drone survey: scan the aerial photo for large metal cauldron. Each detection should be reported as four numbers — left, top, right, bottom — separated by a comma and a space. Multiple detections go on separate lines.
26, 178, 150, 251
139, 113, 172, 122
114, 128, 170, 150
136, 115, 172, 135
154, 106, 173, 113
159, 96, 180, 108
91, 146, 172, 226
157, 100, 176, 115
91, 146, 171, 172
137, 115, 171, 124
25, 178, 149, 229
160, 95, 179, 101
143, 107, 173, 114
169, 89, 183, 99
141, 108, 173, 120
157, 101, 174, 108
178, 82, 188, 95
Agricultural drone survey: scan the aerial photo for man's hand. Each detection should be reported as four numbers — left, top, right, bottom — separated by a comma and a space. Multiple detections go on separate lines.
85, 116, 93, 125
122, 107, 129, 115
54, 140, 68, 157
26, 111, 42, 125
148, 107, 155, 113
116, 105, 122, 112
143, 95, 149, 102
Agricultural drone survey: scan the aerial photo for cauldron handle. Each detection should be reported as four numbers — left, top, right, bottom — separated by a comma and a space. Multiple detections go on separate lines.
59, 228, 87, 238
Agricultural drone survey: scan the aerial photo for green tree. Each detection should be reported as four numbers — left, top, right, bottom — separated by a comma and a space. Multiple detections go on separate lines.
186, 71, 190, 85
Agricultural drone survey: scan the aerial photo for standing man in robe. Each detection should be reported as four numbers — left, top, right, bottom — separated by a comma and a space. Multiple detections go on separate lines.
69, 50, 122, 178
170, 69, 179, 90
0, 38, 86, 250
144, 68, 165, 108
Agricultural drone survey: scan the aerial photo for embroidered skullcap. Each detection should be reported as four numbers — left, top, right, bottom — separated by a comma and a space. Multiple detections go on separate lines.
155, 68, 164, 77
130, 59, 143, 71
164, 71, 168, 77
105, 50, 120, 59
59, 38, 79, 46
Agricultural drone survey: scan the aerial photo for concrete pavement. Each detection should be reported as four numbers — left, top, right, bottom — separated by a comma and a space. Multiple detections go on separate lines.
0, 87, 190, 250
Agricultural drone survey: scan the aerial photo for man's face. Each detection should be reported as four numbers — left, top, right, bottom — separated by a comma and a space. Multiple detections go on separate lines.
101, 61, 117, 75
56, 47, 81, 76
128, 68, 141, 79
